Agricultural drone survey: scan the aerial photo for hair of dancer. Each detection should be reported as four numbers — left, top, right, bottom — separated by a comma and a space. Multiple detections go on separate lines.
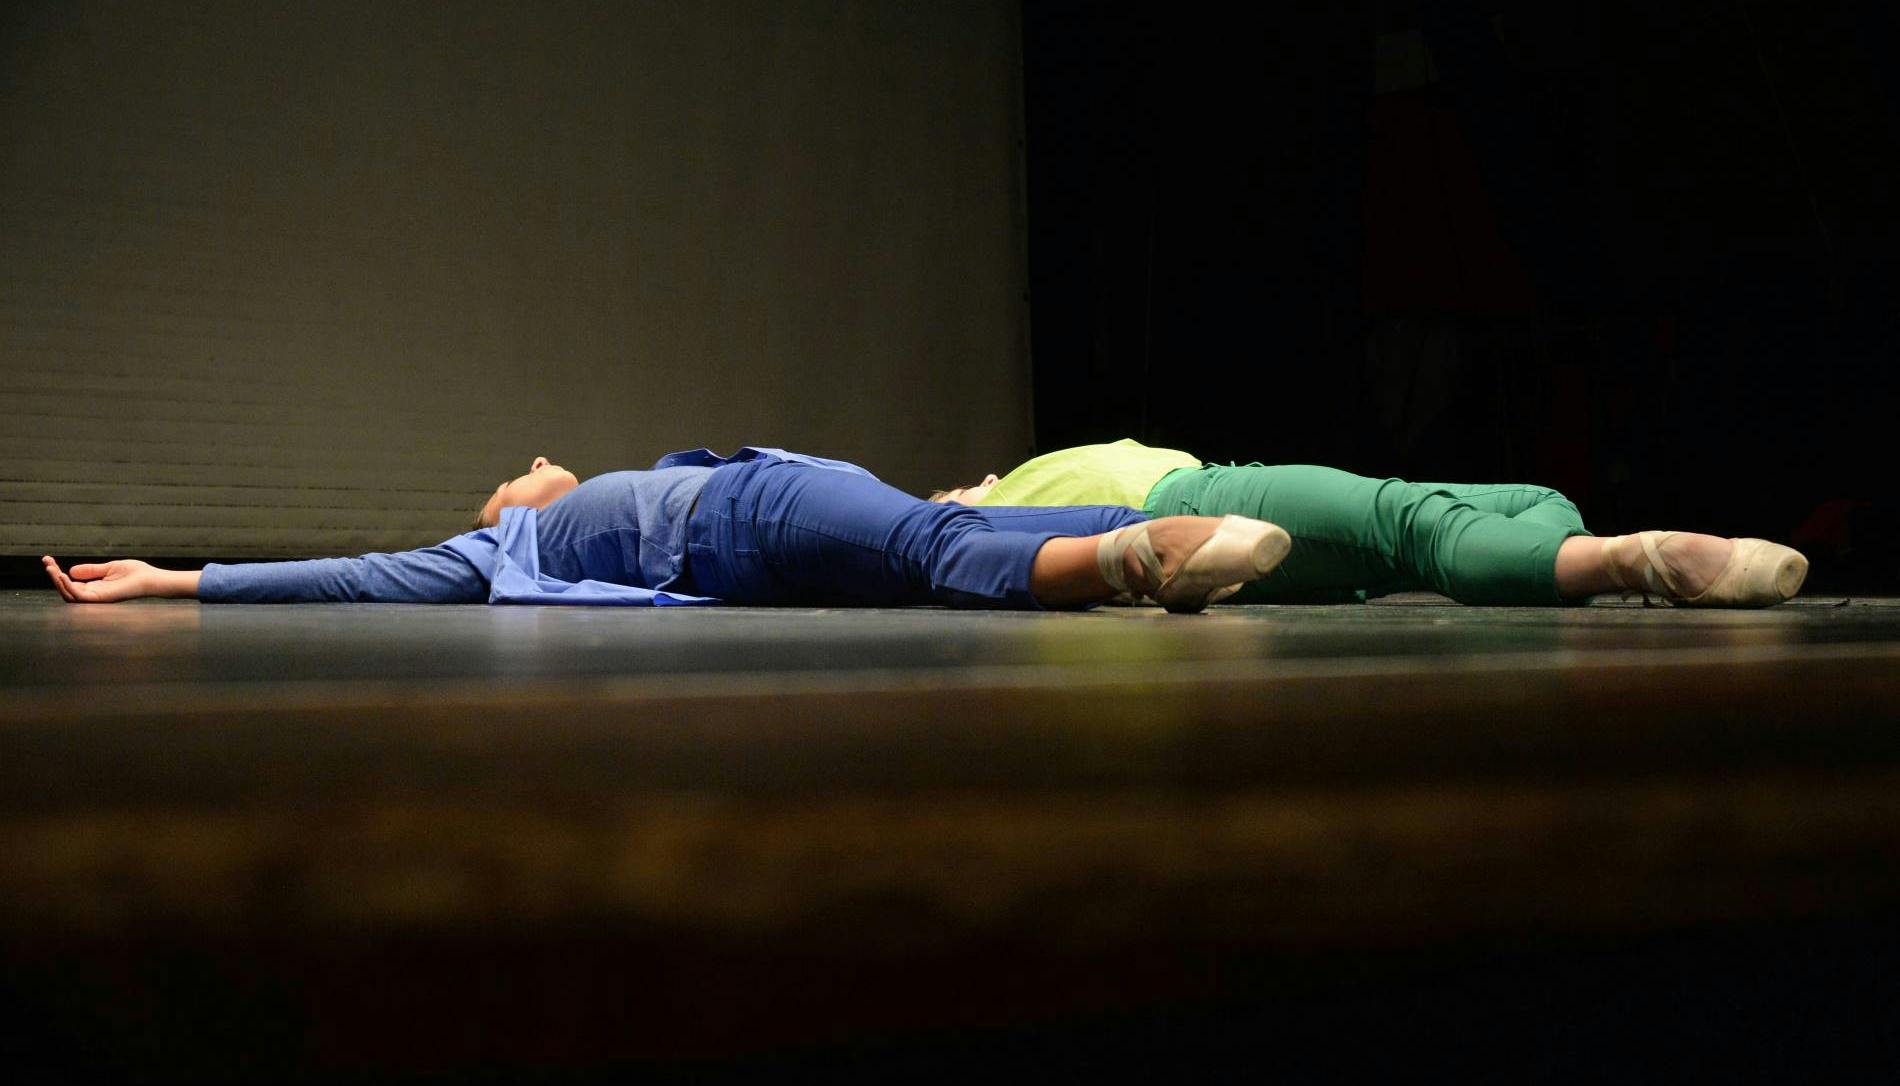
42, 447, 1291, 615
929, 439, 1808, 608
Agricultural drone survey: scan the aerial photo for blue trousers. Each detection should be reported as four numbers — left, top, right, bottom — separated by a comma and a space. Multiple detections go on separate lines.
686, 458, 1146, 608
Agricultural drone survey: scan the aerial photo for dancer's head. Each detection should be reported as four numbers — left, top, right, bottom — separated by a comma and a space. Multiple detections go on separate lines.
474, 456, 579, 528
928, 474, 1000, 504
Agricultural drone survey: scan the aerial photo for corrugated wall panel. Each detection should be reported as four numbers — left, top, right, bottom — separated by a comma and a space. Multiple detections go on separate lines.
1, 0, 1030, 560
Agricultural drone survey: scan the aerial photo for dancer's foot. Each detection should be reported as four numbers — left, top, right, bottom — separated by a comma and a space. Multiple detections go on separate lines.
1097, 515, 1291, 613
1600, 531, 1807, 607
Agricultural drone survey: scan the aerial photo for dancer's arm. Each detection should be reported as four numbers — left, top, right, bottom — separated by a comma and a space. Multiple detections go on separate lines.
42, 545, 488, 604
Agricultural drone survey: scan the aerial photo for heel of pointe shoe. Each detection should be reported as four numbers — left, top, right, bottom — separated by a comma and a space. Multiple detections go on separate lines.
1096, 524, 1162, 597
1153, 515, 1291, 614
1600, 533, 1676, 598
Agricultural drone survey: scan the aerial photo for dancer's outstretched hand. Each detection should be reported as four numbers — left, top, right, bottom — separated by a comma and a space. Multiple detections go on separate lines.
42, 556, 196, 603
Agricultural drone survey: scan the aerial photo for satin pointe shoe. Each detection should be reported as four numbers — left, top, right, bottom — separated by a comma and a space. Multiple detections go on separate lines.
1600, 531, 1808, 608
1096, 515, 1292, 614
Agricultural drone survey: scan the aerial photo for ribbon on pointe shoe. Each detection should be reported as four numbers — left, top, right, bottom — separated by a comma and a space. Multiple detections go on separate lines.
1096, 524, 1162, 599
1600, 532, 1684, 601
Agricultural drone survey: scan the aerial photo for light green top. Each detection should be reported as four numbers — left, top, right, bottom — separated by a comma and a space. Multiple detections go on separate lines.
972, 439, 1202, 509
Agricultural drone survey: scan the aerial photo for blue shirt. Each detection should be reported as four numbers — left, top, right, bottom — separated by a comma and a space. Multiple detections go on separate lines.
198, 447, 874, 606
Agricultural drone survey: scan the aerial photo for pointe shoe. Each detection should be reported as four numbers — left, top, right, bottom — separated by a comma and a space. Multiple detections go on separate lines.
1600, 531, 1808, 608
1097, 515, 1292, 614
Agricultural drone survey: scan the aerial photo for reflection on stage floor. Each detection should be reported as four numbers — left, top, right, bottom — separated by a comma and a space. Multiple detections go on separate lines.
4, 591, 1897, 1075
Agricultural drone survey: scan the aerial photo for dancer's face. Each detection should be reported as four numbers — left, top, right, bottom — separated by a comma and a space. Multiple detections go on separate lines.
475, 456, 579, 528
931, 474, 1000, 504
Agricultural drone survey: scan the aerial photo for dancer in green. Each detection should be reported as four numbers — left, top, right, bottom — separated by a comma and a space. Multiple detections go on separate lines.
931, 440, 1806, 607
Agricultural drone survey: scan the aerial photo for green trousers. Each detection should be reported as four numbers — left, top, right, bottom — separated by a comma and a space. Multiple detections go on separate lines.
1143, 464, 1591, 605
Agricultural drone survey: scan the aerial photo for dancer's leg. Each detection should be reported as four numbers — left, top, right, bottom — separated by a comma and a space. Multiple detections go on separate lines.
1411, 480, 1587, 533
969, 504, 1196, 606
1555, 532, 1736, 599
1322, 476, 1778, 599
1412, 483, 1762, 600
1146, 464, 1588, 605
1143, 463, 1800, 606
687, 459, 1145, 608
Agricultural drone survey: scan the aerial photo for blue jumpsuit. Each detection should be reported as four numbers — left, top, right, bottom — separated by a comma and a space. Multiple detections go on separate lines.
197, 448, 1145, 609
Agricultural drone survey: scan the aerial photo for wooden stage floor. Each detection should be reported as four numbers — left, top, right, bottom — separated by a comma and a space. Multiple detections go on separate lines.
3, 590, 1898, 1076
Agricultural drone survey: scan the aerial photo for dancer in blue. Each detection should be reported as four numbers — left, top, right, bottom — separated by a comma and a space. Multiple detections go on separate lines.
41, 447, 1292, 614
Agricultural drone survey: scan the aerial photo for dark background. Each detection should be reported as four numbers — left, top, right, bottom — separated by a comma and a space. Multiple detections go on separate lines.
3, 0, 1893, 590
1022, 0, 1898, 592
